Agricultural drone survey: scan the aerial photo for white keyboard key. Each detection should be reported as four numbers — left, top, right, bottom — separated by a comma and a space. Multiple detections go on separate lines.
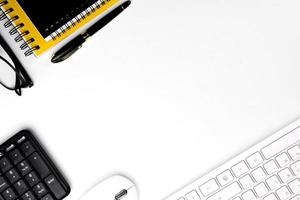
207, 182, 242, 200
291, 195, 300, 200
291, 161, 300, 176
276, 153, 290, 167
262, 127, 300, 159
288, 146, 300, 160
264, 193, 278, 200
247, 152, 264, 168
254, 182, 269, 197
276, 186, 291, 200
199, 179, 219, 196
264, 160, 278, 175
241, 190, 256, 200
288, 179, 300, 194
278, 168, 293, 183
165, 124, 300, 200
185, 190, 200, 200
266, 175, 281, 190
217, 170, 234, 186
232, 161, 249, 177
239, 175, 254, 189
252, 167, 266, 182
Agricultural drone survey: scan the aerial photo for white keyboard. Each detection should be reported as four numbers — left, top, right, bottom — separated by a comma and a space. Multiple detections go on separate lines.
165, 120, 300, 200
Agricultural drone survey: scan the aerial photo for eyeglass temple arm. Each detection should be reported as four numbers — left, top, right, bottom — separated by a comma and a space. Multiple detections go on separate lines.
0, 34, 33, 88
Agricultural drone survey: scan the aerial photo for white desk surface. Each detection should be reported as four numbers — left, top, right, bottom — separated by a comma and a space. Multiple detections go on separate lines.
1, 1, 300, 200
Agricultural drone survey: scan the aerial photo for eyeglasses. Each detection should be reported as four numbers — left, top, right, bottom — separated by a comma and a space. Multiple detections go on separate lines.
0, 34, 33, 96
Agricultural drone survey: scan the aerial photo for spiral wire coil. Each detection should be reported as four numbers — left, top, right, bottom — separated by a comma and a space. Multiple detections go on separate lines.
50, 0, 109, 41
0, 0, 40, 56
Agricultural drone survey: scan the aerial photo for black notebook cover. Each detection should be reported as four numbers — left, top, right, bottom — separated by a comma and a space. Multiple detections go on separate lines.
1, 0, 120, 55
16, 0, 99, 38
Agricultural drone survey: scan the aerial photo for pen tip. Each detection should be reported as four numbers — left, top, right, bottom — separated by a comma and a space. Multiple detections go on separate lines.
51, 56, 62, 63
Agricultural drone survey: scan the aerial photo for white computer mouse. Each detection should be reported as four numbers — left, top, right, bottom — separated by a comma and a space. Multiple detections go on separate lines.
80, 174, 138, 200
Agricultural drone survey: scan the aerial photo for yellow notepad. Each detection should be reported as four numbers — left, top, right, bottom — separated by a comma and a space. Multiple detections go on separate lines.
0, 0, 119, 56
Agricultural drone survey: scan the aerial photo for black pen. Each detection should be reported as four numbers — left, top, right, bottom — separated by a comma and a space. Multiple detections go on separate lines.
51, 0, 131, 63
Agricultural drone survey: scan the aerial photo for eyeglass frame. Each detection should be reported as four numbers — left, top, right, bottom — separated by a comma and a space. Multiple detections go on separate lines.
0, 33, 33, 95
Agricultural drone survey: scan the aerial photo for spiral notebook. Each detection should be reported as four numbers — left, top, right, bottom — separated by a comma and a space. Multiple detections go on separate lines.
0, 0, 121, 56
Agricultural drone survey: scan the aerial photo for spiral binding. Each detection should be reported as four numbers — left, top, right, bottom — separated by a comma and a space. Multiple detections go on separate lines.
0, 0, 40, 56
50, 0, 109, 41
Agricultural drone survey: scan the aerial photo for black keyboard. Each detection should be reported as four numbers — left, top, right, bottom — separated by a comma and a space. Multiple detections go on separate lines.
0, 130, 70, 200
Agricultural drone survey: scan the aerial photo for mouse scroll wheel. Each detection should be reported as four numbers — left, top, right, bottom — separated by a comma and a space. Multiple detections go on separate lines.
114, 189, 128, 200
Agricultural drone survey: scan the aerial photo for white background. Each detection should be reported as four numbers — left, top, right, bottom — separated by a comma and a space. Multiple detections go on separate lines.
1, 0, 300, 200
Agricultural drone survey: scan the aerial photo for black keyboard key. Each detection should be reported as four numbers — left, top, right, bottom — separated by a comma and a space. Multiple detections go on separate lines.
2, 188, 17, 200
25, 172, 39, 187
22, 191, 35, 200
0, 131, 70, 200
41, 194, 53, 200
5, 169, 20, 184
45, 175, 66, 199
17, 161, 31, 176
14, 180, 28, 195
0, 177, 9, 192
28, 153, 50, 179
20, 142, 35, 157
8, 150, 23, 165
33, 183, 47, 198
0, 158, 12, 173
